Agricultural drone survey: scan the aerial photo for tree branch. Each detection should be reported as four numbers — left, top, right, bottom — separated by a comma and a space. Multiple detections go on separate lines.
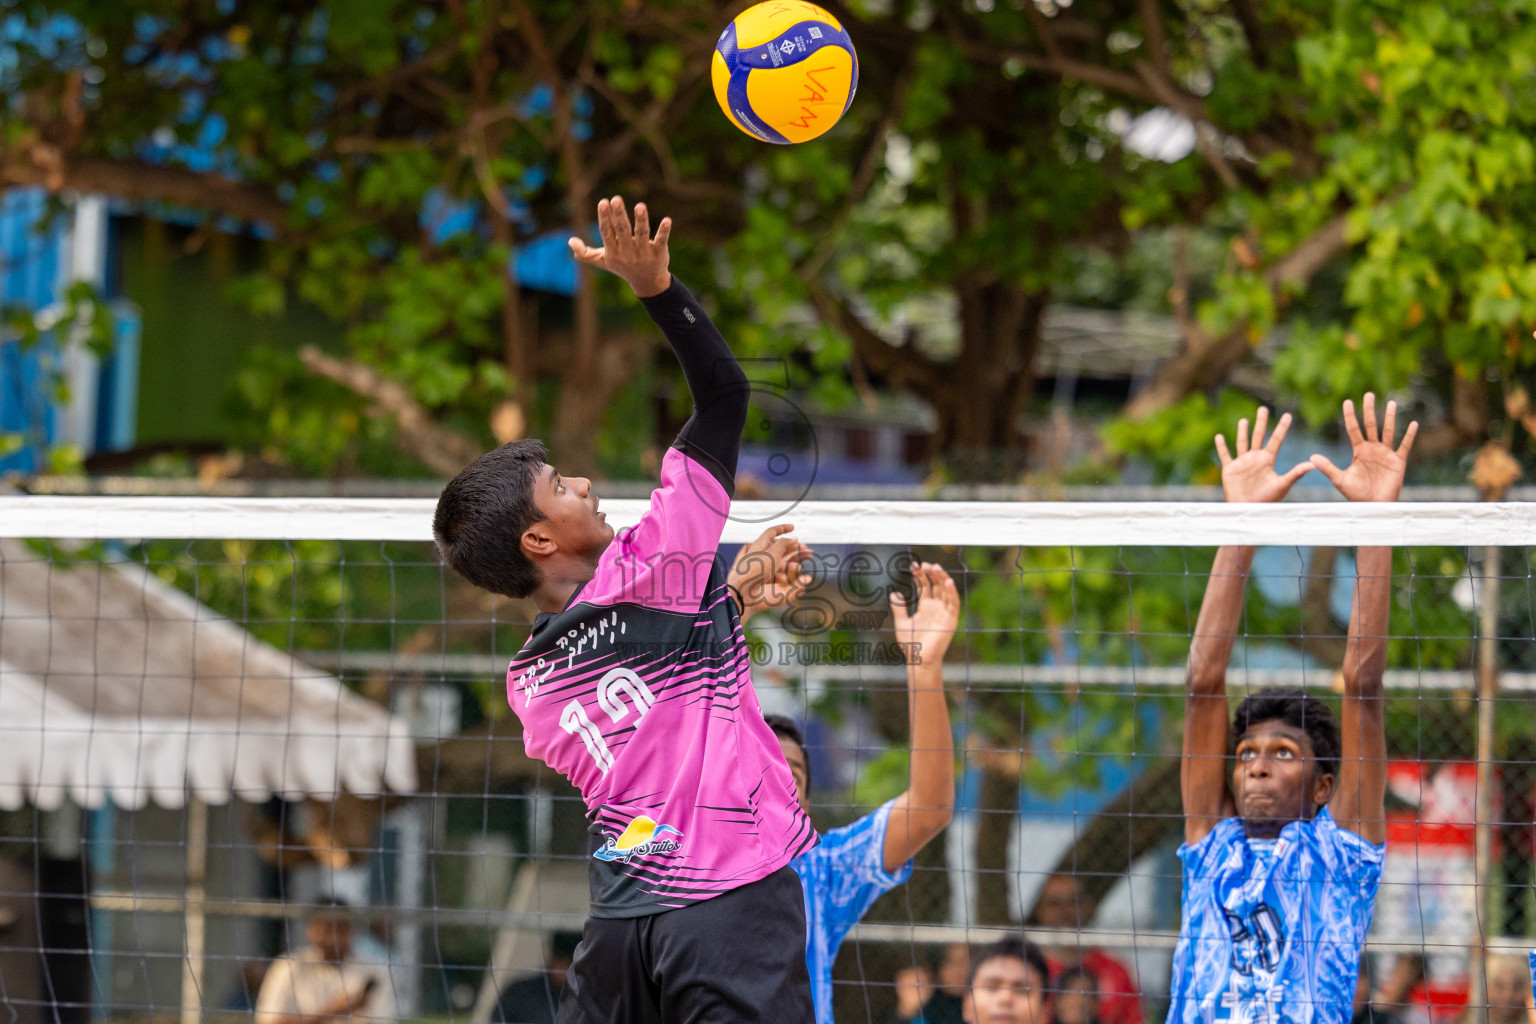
805, 282, 941, 392
334, 42, 459, 110
961, 42, 1159, 105
1263, 214, 1348, 292
1138, 0, 1170, 75
1230, 0, 1271, 70
1024, 2, 1065, 62
1125, 214, 1350, 419
0, 154, 288, 228
298, 347, 483, 476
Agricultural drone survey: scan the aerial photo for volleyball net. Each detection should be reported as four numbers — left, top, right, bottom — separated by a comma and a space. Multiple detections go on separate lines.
0, 495, 1532, 1023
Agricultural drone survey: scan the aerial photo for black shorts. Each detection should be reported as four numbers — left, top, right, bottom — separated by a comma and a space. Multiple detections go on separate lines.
557, 865, 813, 1024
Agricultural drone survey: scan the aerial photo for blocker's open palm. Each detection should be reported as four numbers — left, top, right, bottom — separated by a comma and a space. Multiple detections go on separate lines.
1216, 406, 1313, 504
568, 195, 672, 298
891, 563, 960, 665
1310, 393, 1417, 503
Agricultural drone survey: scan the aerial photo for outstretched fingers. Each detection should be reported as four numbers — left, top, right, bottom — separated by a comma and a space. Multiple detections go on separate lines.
758, 523, 795, 545
1309, 453, 1345, 487
913, 562, 935, 603
1341, 398, 1364, 448
1265, 412, 1293, 455
1236, 417, 1250, 456
567, 236, 604, 266
1382, 399, 1397, 448
609, 195, 632, 241
934, 568, 960, 616
1279, 461, 1315, 489
1397, 419, 1419, 459
1362, 392, 1379, 442
652, 216, 672, 249
1215, 432, 1234, 466
1251, 407, 1270, 452
633, 202, 650, 245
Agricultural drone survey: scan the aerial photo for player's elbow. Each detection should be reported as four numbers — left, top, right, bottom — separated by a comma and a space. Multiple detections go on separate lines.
908, 807, 953, 851
1186, 664, 1227, 696
1342, 666, 1385, 698
909, 789, 954, 834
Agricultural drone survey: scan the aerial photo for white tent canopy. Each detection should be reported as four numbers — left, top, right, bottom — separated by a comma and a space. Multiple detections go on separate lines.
0, 540, 416, 810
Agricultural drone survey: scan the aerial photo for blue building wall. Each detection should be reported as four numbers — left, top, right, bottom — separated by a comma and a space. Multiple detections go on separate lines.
0, 188, 139, 472
0, 188, 65, 473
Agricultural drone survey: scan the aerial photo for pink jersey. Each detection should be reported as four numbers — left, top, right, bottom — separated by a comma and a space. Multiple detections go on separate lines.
507, 446, 817, 917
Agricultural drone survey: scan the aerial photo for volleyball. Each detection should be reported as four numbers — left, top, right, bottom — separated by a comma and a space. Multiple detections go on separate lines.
711, 2, 858, 145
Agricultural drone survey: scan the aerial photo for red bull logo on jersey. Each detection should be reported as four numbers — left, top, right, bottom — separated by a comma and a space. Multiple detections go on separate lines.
594, 815, 684, 864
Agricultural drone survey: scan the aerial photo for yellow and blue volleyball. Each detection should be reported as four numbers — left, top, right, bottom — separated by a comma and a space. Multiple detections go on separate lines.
711, 2, 858, 145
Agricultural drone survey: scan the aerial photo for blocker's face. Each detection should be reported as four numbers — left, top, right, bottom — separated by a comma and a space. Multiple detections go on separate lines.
531, 464, 614, 556
1232, 719, 1332, 837
963, 956, 1047, 1024
1487, 960, 1528, 1011
778, 736, 811, 815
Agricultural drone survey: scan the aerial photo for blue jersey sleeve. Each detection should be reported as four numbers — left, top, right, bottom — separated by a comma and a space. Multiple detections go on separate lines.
796, 800, 915, 1024
1312, 806, 1386, 880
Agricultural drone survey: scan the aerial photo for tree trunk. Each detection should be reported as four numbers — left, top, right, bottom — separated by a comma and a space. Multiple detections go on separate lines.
975, 769, 1020, 925
549, 329, 651, 477
805, 275, 1046, 475
493, 219, 530, 409
931, 282, 1048, 479
1125, 216, 1349, 420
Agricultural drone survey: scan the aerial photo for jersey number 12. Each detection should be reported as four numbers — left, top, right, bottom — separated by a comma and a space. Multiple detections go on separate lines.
560, 667, 657, 775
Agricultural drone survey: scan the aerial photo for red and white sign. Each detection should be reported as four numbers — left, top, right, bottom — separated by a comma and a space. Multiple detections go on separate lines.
1373, 761, 1497, 1023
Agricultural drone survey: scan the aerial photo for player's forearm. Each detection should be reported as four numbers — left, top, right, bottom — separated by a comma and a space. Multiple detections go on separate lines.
905, 658, 954, 826
641, 277, 749, 480
1187, 545, 1257, 693
1342, 546, 1391, 693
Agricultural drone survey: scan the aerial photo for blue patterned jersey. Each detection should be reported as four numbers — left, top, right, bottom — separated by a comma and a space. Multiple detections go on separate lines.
792, 799, 914, 1024
1166, 807, 1384, 1024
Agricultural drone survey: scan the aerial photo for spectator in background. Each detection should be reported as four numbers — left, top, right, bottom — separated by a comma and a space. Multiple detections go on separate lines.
1367, 955, 1427, 1024
1352, 957, 1401, 1024
492, 931, 583, 1024
962, 936, 1051, 1024
222, 960, 269, 1014
891, 965, 936, 1024
255, 898, 395, 1024
893, 944, 970, 1024
1054, 966, 1102, 1024
737, 534, 960, 1024
1477, 954, 1536, 1024
1028, 874, 1142, 1024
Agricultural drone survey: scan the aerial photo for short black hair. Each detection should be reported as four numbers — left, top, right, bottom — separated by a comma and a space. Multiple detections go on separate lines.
1231, 687, 1341, 781
1057, 965, 1099, 996
969, 935, 1048, 990
433, 440, 549, 599
549, 930, 582, 962
763, 713, 811, 790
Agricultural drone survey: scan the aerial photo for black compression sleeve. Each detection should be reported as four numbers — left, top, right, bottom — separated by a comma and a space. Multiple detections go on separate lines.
639, 276, 748, 495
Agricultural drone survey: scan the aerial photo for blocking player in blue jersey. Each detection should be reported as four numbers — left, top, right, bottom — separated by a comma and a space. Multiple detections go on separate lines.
724, 528, 959, 1024
1169, 395, 1416, 1024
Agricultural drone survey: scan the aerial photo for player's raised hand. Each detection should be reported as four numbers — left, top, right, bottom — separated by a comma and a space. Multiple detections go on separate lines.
891, 563, 959, 666
568, 195, 672, 298
727, 523, 814, 622
1309, 393, 1417, 503
1215, 406, 1313, 503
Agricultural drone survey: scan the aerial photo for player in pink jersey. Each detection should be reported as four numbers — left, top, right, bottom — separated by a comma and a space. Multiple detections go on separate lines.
434, 196, 817, 1024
